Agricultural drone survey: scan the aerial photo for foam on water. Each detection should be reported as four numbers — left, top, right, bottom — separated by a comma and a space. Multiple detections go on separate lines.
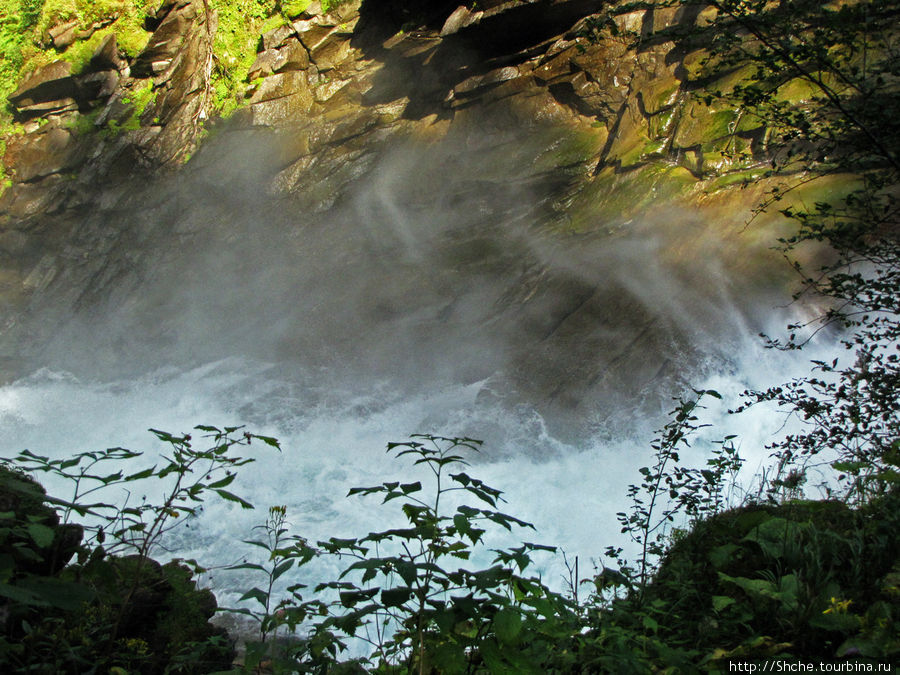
0, 120, 843, 618
0, 319, 835, 606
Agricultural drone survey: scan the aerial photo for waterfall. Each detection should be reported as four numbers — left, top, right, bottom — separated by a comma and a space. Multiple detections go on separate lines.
0, 115, 836, 602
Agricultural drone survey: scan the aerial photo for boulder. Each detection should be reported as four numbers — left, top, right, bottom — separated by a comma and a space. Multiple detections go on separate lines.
286, 0, 321, 18
78, 70, 120, 102
0, 230, 31, 256
130, 0, 217, 163
90, 33, 126, 72
273, 40, 311, 73
310, 37, 353, 71
130, 0, 198, 78
0, 465, 83, 578
261, 23, 295, 51
250, 70, 312, 105
0, 178, 69, 221
3, 122, 86, 183
440, 6, 483, 37
8, 62, 79, 119
248, 48, 279, 80
48, 20, 79, 50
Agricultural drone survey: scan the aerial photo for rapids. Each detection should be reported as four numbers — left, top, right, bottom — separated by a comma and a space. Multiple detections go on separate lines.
0, 116, 836, 602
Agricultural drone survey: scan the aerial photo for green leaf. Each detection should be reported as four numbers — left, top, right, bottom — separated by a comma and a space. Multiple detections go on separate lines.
396, 560, 417, 586
454, 513, 472, 539
26, 523, 54, 548
4, 576, 94, 610
347, 485, 385, 497
239, 587, 269, 608
125, 466, 157, 481
272, 559, 294, 582
400, 481, 421, 494
429, 641, 467, 673
213, 489, 254, 509
810, 611, 860, 632
208, 473, 237, 489
339, 587, 379, 608
0, 582, 49, 606
642, 614, 659, 633
493, 607, 522, 644
708, 543, 739, 569
254, 435, 281, 449
241, 539, 271, 551
743, 517, 806, 559
712, 595, 736, 612
380, 586, 412, 607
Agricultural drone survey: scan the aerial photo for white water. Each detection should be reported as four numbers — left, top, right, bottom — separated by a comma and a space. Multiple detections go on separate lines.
0, 124, 841, 613
0, 325, 833, 606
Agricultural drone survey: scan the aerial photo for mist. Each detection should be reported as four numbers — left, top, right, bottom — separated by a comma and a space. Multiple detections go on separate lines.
7, 115, 810, 440
0, 111, 834, 598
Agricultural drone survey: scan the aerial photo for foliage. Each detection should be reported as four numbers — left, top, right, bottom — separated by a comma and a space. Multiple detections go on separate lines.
665, 0, 900, 507
223, 435, 580, 674
0, 425, 276, 673
611, 389, 746, 590
2, 422, 896, 672
221, 504, 321, 673
0, 0, 40, 112
208, 0, 279, 116
645, 492, 900, 664
114, 78, 156, 132
321, 0, 353, 13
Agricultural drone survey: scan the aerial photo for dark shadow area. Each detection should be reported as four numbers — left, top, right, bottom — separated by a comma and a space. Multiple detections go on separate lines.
353, 0, 606, 120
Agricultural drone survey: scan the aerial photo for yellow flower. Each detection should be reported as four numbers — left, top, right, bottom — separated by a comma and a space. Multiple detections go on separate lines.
823, 596, 852, 614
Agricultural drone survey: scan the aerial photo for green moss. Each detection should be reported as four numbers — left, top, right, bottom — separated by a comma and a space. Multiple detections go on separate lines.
108, 4, 151, 58
680, 48, 709, 81
1, 0, 41, 114
615, 132, 653, 167
34, 0, 78, 38
110, 79, 154, 132
64, 108, 98, 134
565, 163, 698, 232
261, 13, 287, 35
586, 162, 697, 228
282, 0, 311, 18
535, 129, 604, 170
648, 108, 675, 139
208, 0, 279, 116
61, 27, 107, 72
124, 79, 154, 114
777, 77, 821, 104
642, 82, 678, 116
0, 137, 8, 197
642, 138, 668, 157
76, 0, 131, 26
321, 0, 351, 12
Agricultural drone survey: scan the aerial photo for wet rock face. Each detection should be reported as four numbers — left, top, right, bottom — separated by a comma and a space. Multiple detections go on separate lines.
0, 0, 752, 238
2, 0, 213, 185
1, 0, 216, 311
8, 61, 81, 120
0, 0, 785, 435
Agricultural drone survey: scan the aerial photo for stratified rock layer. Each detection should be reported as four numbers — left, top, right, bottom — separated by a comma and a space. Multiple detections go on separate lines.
0, 0, 803, 437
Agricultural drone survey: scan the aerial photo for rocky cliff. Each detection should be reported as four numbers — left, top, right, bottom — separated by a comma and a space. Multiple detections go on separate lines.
0, 0, 804, 436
